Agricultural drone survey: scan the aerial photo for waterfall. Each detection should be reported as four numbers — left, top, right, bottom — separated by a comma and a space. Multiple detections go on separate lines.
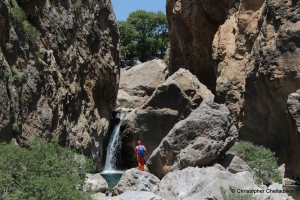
101, 112, 126, 174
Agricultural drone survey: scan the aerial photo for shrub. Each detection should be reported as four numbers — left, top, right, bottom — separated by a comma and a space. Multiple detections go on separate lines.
5, 43, 13, 52
12, 70, 20, 84
71, 1, 82, 10
231, 141, 282, 185
22, 21, 40, 42
11, 7, 26, 24
21, 95, 27, 102
12, 123, 20, 133
43, 65, 50, 72
5, 71, 10, 79
0, 138, 95, 199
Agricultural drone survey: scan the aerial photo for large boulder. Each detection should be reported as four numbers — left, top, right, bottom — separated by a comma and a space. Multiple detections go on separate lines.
287, 90, 300, 176
84, 173, 109, 193
218, 153, 253, 174
158, 167, 293, 200
112, 168, 160, 196
147, 100, 238, 178
120, 69, 214, 168
158, 167, 258, 200
117, 59, 167, 109
0, 0, 119, 170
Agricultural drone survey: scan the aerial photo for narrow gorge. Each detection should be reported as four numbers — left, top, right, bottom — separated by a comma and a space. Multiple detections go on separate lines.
0, 0, 300, 199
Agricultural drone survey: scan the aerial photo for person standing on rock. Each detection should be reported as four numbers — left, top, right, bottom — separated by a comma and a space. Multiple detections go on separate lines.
135, 140, 146, 171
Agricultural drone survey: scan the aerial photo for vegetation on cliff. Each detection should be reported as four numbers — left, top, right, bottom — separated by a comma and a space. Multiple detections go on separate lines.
118, 10, 168, 62
231, 141, 282, 185
0, 138, 95, 199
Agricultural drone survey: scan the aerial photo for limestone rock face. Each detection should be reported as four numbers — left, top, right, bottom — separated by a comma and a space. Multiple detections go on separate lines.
112, 168, 160, 196
147, 100, 238, 178
213, 0, 300, 170
120, 69, 214, 168
168, 0, 300, 175
158, 167, 258, 200
0, 0, 119, 170
117, 59, 167, 109
287, 90, 300, 176
167, 0, 237, 91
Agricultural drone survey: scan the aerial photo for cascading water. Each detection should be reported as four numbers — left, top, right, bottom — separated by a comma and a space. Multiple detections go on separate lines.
101, 112, 126, 174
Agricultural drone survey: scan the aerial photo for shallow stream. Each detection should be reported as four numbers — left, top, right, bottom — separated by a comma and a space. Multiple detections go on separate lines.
101, 172, 123, 190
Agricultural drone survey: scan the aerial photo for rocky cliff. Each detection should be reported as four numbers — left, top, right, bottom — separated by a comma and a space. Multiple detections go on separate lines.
0, 0, 119, 170
167, 0, 300, 175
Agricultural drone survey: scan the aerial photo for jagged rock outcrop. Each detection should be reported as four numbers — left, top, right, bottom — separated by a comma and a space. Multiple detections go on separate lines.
112, 168, 160, 196
0, 0, 119, 170
120, 69, 214, 168
117, 59, 167, 109
147, 100, 238, 179
167, 0, 300, 175
287, 90, 300, 176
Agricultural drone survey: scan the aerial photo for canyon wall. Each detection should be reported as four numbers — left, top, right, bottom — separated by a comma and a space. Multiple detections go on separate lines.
0, 0, 119, 170
167, 0, 300, 175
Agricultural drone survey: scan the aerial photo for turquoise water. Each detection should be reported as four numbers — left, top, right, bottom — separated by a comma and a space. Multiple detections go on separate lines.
101, 173, 123, 190
284, 186, 300, 200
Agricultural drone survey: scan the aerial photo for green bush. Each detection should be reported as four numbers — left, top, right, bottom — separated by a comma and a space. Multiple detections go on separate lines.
12, 70, 20, 84
22, 21, 40, 42
71, 1, 82, 10
221, 187, 256, 200
10, 4, 40, 42
0, 138, 95, 199
5, 71, 10, 79
12, 123, 20, 133
5, 43, 13, 52
11, 7, 26, 24
231, 141, 282, 185
21, 95, 27, 102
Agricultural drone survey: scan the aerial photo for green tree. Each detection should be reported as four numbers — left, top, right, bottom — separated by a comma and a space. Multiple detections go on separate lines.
118, 10, 168, 62
118, 21, 138, 59
0, 138, 95, 199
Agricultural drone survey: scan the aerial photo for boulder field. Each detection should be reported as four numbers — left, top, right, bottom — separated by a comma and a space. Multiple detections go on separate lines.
92, 167, 293, 200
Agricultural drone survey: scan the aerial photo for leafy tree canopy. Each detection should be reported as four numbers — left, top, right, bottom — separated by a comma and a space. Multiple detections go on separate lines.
118, 10, 168, 62
0, 138, 95, 199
